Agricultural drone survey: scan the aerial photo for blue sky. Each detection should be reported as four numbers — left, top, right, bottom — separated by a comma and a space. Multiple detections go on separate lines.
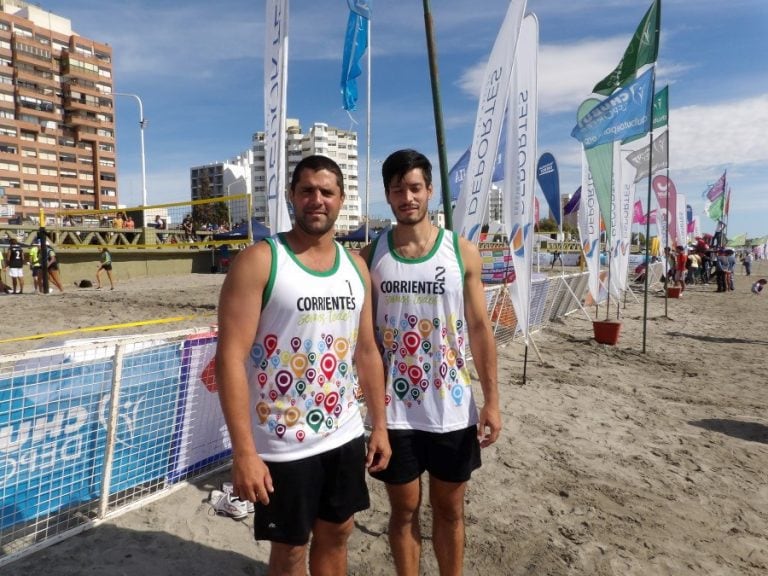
44, 0, 768, 238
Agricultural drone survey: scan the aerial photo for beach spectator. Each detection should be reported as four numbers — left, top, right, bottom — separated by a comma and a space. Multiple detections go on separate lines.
551, 249, 562, 270
362, 149, 501, 576
153, 215, 167, 243
742, 252, 753, 276
726, 249, 736, 291
182, 214, 195, 242
215, 155, 390, 574
0, 247, 10, 293
675, 245, 687, 292
29, 239, 43, 293
751, 278, 766, 294
663, 246, 675, 283
715, 249, 728, 292
712, 220, 725, 247
5, 237, 25, 294
96, 247, 115, 290
47, 243, 64, 293
113, 212, 125, 229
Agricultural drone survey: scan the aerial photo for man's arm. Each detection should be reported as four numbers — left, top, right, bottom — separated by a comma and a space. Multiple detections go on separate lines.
215, 241, 274, 504
351, 253, 391, 472
459, 237, 501, 448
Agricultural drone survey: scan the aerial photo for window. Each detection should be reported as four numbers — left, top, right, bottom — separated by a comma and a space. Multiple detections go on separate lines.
22, 164, 37, 175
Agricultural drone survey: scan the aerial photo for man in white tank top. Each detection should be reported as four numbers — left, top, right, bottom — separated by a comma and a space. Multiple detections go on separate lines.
216, 155, 391, 575
362, 149, 501, 576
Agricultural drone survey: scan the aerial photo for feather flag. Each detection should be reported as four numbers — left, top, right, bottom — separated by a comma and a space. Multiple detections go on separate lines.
593, 0, 661, 95
340, 0, 371, 112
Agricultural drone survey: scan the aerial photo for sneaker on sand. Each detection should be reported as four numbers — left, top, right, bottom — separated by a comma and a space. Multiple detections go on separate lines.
209, 489, 249, 520
222, 481, 255, 514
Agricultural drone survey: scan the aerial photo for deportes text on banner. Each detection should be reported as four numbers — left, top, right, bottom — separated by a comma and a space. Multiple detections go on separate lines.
453, 0, 527, 241
504, 12, 538, 341
264, 0, 292, 233
578, 151, 602, 304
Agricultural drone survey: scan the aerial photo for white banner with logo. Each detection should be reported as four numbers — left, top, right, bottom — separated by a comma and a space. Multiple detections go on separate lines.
676, 193, 687, 248
264, 0, 292, 233
578, 150, 602, 304
454, 0, 526, 241
609, 146, 636, 297
503, 12, 537, 340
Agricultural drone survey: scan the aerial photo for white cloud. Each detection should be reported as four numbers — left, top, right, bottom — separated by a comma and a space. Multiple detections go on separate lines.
671, 94, 768, 173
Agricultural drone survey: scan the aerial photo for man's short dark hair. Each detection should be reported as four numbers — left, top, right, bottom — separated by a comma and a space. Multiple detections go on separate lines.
382, 149, 432, 192
290, 155, 344, 195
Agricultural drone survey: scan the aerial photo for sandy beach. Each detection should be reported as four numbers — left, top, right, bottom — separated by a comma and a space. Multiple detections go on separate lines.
3, 263, 767, 575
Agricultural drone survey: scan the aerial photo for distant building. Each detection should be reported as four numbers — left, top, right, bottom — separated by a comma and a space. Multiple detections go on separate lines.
190, 149, 253, 225
0, 2, 117, 224
251, 120, 360, 233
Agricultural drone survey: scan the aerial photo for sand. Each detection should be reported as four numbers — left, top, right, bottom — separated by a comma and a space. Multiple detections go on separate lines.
3, 264, 768, 575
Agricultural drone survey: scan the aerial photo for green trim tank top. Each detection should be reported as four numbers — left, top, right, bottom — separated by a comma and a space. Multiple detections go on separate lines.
248, 234, 365, 461
369, 228, 478, 432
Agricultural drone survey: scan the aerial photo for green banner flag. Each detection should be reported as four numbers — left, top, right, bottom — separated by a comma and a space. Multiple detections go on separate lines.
578, 99, 613, 228
652, 85, 668, 129
707, 194, 724, 221
593, 0, 661, 95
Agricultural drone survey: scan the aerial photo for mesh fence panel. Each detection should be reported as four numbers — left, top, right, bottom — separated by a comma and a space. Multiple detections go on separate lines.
2, 270, 626, 565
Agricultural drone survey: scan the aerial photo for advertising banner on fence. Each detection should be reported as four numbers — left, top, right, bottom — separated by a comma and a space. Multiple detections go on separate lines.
169, 334, 231, 482
0, 341, 179, 530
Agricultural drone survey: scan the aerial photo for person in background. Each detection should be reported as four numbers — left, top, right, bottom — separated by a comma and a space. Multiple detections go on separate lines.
46, 243, 64, 293
751, 278, 766, 294
742, 251, 753, 276
362, 149, 501, 576
215, 155, 390, 575
96, 246, 115, 290
674, 245, 687, 292
5, 237, 25, 294
29, 239, 43, 294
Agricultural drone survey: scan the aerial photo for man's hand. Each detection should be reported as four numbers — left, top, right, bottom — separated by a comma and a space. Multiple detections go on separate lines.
478, 404, 502, 448
232, 452, 274, 505
365, 428, 392, 473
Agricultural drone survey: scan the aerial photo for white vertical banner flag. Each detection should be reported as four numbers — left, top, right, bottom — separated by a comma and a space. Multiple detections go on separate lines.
264, 0, 292, 233
578, 150, 602, 304
676, 193, 687, 247
454, 0, 526, 240
504, 13, 538, 341
609, 147, 636, 297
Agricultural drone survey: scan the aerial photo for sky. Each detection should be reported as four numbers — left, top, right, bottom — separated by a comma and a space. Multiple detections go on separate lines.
42, 0, 768, 238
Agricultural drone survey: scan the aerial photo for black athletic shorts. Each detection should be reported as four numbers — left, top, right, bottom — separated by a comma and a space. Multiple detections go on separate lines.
101, 263, 112, 271
254, 435, 369, 545
370, 425, 481, 485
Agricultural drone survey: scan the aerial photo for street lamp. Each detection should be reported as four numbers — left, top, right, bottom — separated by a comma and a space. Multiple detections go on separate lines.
113, 92, 147, 209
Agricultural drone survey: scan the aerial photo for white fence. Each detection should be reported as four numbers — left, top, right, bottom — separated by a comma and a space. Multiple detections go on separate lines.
1, 269, 663, 566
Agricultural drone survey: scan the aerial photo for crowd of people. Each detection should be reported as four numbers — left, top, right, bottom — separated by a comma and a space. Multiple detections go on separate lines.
1, 236, 64, 294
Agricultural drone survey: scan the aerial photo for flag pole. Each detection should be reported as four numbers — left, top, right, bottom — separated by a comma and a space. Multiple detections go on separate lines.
364, 12, 372, 243
422, 0, 453, 229
641, 67, 657, 354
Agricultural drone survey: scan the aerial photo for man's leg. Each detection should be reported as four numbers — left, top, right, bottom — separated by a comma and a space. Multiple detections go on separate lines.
429, 477, 468, 576
309, 517, 355, 576
386, 479, 423, 576
268, 542, 308, 576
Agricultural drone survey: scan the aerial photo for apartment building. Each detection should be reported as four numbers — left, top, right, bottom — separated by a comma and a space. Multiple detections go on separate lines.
251, 119, 361, 234
0, 1, 116, 225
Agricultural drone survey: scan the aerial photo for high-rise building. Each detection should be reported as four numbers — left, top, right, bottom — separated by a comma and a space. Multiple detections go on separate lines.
0, 2, 117, 224
251, 120, 361, 233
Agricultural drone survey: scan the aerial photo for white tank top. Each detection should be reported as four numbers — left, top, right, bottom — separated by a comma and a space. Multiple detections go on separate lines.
248, 235, 365, 461
369, 228, 478, 432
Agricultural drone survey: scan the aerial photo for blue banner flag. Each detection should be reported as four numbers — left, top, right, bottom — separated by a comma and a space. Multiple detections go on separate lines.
340, 0, 371, 112
449, 132, 505, 201
571, 68, 654, 149
536, 152, 561, 227
564, 186, 581, 215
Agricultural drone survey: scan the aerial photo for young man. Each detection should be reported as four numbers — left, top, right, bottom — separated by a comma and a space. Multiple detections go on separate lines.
6, 237, 25, 294
361, 149, 501, 576
216, 155, 391, 576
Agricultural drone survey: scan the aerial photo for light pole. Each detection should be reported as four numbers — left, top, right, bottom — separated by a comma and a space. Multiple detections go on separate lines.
113, 92, 147, 209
